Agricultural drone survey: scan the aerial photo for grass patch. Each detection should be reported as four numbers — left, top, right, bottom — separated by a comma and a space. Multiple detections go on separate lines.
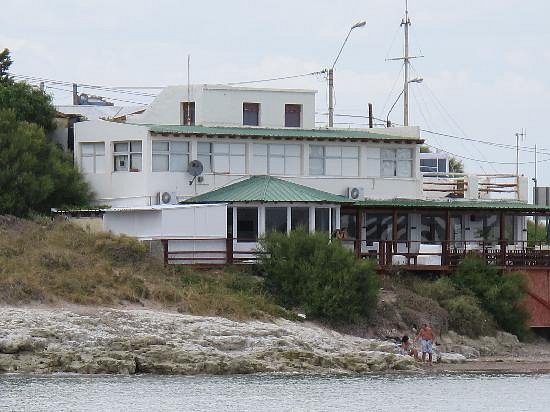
0, 216, 287, 321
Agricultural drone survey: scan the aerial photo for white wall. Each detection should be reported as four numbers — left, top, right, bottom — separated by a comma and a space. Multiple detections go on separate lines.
128, 84, 316, 128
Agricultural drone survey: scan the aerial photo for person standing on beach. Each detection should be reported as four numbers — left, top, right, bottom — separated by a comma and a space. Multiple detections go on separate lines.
417, 323, 435, 364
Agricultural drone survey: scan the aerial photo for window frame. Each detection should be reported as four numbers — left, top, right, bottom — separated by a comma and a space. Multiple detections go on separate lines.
308, 145, 359, 176
253, 143, 301, 176
113, 140, 142, 173
80, 142, 105, 174
181, 101, 195, 125
284, 103, 302, 127
243, 102, 260, 126
381, 147, 413, 178
211, 142, 246, 174
152, 140, 190, 172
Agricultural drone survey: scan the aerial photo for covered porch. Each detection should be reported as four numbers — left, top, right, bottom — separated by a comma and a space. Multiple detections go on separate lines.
340, 199, 550, 270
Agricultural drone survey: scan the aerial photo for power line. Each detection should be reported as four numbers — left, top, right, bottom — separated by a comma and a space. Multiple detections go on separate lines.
44, 85, 148, 106
226, 71, 326, 85
425, 143, 550, 165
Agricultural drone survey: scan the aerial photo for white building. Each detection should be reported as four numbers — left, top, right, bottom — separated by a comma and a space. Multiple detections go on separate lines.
73, 83, 540, 267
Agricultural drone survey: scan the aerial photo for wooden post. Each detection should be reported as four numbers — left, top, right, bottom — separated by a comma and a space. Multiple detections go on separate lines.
161, 239, 168, 266
355, 208, 362, 257
392, 210, 398, 255
500, 212, 506, 267
226, 235, 234, 264
444, 211, 451, 266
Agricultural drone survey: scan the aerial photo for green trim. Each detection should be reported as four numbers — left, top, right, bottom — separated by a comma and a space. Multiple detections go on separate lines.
354, 198, 550, 212
148, 124, 422, 143
185, 175, 352, 204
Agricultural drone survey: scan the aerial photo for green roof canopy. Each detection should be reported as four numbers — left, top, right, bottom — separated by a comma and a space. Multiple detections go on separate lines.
354, 198, 550, 213
185, 176, 352, 204
149, 124, 422, 143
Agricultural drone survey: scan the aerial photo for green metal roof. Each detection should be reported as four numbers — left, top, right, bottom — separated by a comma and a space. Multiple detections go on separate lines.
149, 124, 422, 143
354, 198, 550, 212
185, 175, 352, 204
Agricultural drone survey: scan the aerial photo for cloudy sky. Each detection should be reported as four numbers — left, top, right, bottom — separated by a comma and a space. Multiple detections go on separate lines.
3, 0, 550, 187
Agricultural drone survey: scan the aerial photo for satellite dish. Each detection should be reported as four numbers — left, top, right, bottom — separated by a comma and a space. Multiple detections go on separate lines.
188, 160, 204, 177
350, 187, 360, 199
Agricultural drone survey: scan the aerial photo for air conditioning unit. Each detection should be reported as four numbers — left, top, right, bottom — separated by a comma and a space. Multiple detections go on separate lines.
156, 191, 178, 205
348, 187, 365, 200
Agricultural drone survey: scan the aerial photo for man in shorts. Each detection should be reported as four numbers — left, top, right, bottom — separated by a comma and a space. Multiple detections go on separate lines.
417, 323, 435, 364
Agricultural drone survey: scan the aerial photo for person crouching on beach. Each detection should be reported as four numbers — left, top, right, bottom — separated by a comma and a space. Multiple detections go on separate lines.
417, 323, 435, 364
400, 335, 419, 361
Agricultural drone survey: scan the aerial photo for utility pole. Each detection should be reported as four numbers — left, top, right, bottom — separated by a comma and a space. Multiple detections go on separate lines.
402, 2, 411, 126
72, 83, 79, 105
328, 68, 334, 127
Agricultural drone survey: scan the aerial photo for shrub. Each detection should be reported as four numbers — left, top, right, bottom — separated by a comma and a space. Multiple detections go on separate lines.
256, 230, 379, 323
443, 295, 496, 337
94, 235, 146, 265
452, 256, 529, 339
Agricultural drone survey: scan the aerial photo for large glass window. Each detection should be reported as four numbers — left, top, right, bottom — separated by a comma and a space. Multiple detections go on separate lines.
81, 142, 105, 173
309, 145, 359, 176
212, 143, 246, 174
113, 141, 142, 172
420, 157, 448, 175
291, 207, 309, 231
237, 208, 258, 241
243, 102, 260, 126
285, 104, 301, 127
265, 207, 287, 233
253, 144, 301, 175
381, 148, 413, 177
197, 142, 213, 172
181, 102, 195, 125
315, 208, 330, 233
365, 214, 393, 241
421, 215, 446, 243
152, 141, 189, 172
340, 211, 357, 240
451, 215, 463, 242
396, 214, 408, 241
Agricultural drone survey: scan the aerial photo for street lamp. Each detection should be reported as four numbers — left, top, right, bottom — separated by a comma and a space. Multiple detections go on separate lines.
327, 20, 366, 127
386, 77, 423, 127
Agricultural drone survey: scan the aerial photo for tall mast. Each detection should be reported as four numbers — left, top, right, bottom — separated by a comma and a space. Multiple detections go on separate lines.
402, 1, 411, 126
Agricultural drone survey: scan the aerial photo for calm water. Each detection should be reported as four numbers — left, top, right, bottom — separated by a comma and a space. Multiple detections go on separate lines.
1, 373, 549, 412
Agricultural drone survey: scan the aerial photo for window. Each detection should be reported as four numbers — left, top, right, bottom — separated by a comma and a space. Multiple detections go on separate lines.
114, 141, 142, 172
243, 102, 260, 126
309, 145, 359, 176
451, 215, 463, 242
291, 207, 309, 231
212, 143, 246, 174
237, 208, 258, 241
396, 214, 408, 241
181, 102, 195, 125
81, 142, 105, 173
227, 207, 234, 237
315, 208, 330, 233
421, 215, 445, 243
285, 104, 301, 127
197, 142, 213, 172
381, 148, 413, 177
340, 211, 357, 239
253, 144, 301, 175
365, 214, 393, 241
152, 141, 189, 172
420, 157, 447, 174
266, 207, 287, 233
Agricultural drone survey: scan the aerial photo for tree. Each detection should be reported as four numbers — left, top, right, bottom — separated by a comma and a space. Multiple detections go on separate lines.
449, 156, 464, 173
256, 230, 379, 322
0, 109, 92, 217
0, 49, 55, 132
0, 48, 13, 83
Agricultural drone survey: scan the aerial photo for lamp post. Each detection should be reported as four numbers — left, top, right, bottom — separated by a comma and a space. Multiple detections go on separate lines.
327, 20, 366, 127
386, 77, 423, 127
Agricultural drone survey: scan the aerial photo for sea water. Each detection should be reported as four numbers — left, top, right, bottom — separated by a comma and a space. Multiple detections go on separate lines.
1, 373, 548, 411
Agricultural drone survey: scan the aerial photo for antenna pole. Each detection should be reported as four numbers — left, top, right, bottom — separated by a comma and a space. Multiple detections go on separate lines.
187, 54, 191, 124
402, 1, 411, 126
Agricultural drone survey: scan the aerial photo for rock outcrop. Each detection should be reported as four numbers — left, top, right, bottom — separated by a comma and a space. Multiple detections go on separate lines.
0, 308, 416, 375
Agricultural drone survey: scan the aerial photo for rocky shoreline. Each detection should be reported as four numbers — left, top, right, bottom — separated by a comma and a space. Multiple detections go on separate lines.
0, 307, 418, 375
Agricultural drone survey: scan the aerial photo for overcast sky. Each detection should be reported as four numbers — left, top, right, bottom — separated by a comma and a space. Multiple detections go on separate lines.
3, 0, 550, 187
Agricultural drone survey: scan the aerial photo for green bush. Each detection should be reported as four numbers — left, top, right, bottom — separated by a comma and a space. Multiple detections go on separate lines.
452, 256, 530, 339
256, 230, 379, 323
94, 235, 147, 265
443, 295, 496, 337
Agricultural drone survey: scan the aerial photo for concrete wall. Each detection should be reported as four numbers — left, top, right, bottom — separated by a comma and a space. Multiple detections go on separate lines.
75, 120, 423, 206
128, 84, 316, 129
